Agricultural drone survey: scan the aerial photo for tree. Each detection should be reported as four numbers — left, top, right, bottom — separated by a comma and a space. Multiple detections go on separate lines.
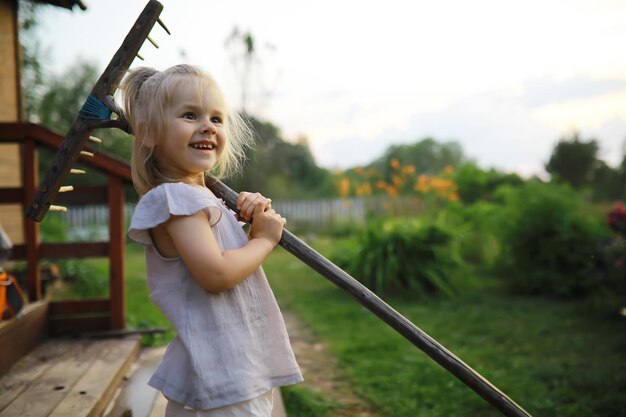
591, 160, 624, 202
371, 138, 465, 180
454, 162, 523, 203
18, 0, 46, 120
226, 116, 334, 199
38, 61, 98, 133
546, 133, 601, 188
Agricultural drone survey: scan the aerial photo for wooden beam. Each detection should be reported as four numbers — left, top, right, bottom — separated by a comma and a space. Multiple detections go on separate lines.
49, 299, 110, 315
108, 175, 125, 330
0, 187, 23, 203
22, 138, 41, 301
49, 316, 110, 335
10, 242, 109, 260
8, 243, 25, 259
53, 185, 108, 205
0, 123, 132, 181
39, 242, 109, 259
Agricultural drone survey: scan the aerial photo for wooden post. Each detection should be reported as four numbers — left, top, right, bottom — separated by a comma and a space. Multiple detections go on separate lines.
108, 175, 125, 329
23, 138, 40, 301
0, 0, 22, 122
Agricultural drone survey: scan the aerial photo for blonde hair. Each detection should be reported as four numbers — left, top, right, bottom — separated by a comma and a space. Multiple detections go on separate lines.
119, 64, 253, 195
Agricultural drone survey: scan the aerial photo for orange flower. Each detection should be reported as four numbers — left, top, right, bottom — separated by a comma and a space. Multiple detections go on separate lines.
339, 177, 350, 197
414, 175, 431, 192
355, 166, 364, 174
443, 165, 454, 174
392, 175, 403, 186
376, 180, 387, 190
385, 185, 399, 197
390, 158, 400, 170
402, 165, 416, 174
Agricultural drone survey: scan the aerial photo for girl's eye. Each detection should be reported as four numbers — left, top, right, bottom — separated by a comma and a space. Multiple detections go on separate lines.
182, 112, 196, 120
211, 116, 223, 125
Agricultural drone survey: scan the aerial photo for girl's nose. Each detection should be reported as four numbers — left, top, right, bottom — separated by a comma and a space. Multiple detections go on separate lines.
200, 118, 217, 135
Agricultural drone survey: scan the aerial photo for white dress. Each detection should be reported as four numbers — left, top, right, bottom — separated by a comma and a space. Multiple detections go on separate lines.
128, 182, 303, 411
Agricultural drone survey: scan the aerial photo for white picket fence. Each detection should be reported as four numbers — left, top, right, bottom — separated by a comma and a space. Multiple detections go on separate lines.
61, 197, 423, 239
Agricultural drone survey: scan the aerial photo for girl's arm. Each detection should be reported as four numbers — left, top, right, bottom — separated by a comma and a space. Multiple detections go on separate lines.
163, 199, 285, 293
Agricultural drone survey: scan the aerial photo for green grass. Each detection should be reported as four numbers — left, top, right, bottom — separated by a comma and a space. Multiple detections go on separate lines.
52, 240, 626, 416
281, 385, 340, 417
263, 242, 626, 417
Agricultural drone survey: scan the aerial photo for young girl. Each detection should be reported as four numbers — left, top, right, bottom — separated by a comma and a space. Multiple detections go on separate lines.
121, 64, 303, 416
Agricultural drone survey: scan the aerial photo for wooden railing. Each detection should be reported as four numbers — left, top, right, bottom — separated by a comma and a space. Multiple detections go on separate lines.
0, 122, 130, 332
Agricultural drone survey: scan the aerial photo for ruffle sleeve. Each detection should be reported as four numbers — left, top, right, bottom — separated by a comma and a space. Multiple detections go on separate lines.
128, 182, 223, 246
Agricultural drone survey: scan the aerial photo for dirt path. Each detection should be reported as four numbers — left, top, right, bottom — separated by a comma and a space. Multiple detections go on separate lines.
282, 310, 376, 417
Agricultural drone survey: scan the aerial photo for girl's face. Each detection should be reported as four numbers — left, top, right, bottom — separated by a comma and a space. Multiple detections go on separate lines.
156, 78, 227, 185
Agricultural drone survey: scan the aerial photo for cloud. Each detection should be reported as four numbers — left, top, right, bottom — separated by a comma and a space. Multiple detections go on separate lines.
521, 76, 626, 107
313, 76, 626, 175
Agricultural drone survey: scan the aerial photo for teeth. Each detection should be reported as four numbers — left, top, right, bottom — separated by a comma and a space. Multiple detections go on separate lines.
191, 143, 215, 150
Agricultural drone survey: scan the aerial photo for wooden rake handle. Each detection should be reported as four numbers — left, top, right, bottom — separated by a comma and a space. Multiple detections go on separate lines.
26, 0, 165, 222
206, 175, 533, 417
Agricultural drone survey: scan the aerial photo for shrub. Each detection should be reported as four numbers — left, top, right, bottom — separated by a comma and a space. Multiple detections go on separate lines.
446, 201, 503, 268
495, 181, 603, 297
335, 218, 459, 298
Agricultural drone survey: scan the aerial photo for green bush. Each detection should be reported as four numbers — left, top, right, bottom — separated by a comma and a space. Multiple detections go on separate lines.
52, 259, 108, 299
40, 212, 67, 242
334, 219, 459, 298
495, 181, 603, 297
446, 201, 503, 268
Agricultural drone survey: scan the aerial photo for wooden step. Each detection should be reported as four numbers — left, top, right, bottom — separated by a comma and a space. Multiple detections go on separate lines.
0, 336, 140, 417
0, 301, 49, 377
104, 346, 166, 417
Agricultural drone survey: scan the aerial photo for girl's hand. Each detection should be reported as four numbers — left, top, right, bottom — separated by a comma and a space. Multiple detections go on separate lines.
236, 192, 272, 223
248, 204, 287, 245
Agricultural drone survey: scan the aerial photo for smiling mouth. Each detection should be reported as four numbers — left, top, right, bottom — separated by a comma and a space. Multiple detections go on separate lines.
190, 142, 216, 150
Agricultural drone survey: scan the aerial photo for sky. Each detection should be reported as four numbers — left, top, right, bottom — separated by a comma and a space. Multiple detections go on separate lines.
35, 0, 626, 176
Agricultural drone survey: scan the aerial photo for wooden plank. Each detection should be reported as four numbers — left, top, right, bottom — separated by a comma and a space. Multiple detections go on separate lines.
49, 337, 140, 417
53, 186, 108, 205
0, 187, 23, 203
0, 0, 20, 122
7, 243, 24, 260
40, 242, 109, 259
148, 392, 167, 417
49, 316, 110, 336
0, 144, 21, 186
49, 299, 109, 316
9, 243, 109, 261
108, 175, 125, 330
0, 301, 49, 377
0, 204, 24, 244
0, 339, 99, 417
0, 339, 74, 412
104, 346, 165, 417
